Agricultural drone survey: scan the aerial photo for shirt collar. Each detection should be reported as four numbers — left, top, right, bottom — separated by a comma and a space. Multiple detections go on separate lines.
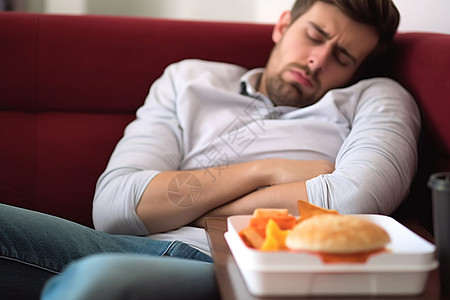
239, 68, 276, 108
240, 68, 297, 114
240, 68, 264, 96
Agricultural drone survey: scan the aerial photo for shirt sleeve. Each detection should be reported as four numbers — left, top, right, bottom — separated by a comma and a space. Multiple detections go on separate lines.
92, 63, 183, 235
306, 78, 421, 215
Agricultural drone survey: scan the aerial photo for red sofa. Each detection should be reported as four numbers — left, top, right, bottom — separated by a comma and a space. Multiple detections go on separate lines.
0, 12, 449, 231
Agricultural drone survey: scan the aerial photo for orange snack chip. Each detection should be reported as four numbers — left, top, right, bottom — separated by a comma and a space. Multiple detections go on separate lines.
248, 208, 296, 237
260, 219, 289, 251
252, 208, 290, 218
297, 200, 338, 221
260, 232, 279, 251
239, 226, 264, 249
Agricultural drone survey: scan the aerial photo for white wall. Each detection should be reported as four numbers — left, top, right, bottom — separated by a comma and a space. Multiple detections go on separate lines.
393, 0, 450, 34
45, 0, 85, 14
33, 0, 450, 34
79, 0, 293, 24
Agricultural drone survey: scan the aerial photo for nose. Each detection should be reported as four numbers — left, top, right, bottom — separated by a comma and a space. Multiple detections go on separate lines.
308, 45, 333, 74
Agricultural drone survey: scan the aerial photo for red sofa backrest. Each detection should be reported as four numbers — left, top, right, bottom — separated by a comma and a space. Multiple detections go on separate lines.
0, 13, 274, 226
0, 13, 449, 228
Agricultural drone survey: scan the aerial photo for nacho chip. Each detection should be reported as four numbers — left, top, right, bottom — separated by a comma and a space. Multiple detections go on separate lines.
297, 200, 338, 221
260, 219, 289, 251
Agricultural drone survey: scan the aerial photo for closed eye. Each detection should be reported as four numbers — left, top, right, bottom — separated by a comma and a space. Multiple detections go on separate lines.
306, 23, 327, 44
334, 47, 356, 66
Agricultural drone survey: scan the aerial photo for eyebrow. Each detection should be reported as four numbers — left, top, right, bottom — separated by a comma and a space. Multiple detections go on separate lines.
308, 21, 358, 64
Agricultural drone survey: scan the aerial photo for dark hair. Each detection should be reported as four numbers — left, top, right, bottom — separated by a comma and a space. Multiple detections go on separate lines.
290, 0, 400, 58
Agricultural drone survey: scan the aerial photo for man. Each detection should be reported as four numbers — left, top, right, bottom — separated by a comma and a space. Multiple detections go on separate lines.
0, 1, 419, 299
91, 0, 418, 254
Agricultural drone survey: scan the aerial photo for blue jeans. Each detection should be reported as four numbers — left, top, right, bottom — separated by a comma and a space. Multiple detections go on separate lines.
0, 204, 218, 300
42, 254, 218, 300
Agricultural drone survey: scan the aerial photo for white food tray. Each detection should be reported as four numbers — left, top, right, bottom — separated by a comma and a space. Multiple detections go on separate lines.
225, 214, 438, 296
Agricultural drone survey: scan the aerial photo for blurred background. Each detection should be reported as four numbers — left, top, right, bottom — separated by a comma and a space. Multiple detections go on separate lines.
1, 0, 449, 34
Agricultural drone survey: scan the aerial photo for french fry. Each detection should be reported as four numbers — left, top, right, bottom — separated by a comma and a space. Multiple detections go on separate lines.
239, 226, 265, 249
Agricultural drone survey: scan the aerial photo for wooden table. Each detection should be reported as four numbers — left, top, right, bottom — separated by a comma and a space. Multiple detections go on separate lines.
205, 217, 446, 300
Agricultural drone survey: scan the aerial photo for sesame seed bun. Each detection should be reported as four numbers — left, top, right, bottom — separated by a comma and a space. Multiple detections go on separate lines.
285, 214, 390, 253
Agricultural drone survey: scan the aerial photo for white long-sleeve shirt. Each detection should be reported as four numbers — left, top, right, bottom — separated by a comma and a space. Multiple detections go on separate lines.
93, 59, 420, 255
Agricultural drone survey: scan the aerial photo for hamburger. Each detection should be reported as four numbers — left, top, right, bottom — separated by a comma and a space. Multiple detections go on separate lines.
285, 213, 391, 263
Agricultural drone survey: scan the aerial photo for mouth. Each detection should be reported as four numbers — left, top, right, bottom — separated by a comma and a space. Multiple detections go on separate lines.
287, 68, 314, 88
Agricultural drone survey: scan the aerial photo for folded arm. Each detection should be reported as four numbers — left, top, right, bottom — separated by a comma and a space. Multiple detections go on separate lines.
190, 181, 308, 227
137, 159, 332, 233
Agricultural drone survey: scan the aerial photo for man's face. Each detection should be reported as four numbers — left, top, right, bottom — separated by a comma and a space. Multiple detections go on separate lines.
259, 2, 379, 108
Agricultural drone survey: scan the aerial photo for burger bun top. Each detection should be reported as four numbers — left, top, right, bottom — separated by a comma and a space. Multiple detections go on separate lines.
285, 214, 390, 254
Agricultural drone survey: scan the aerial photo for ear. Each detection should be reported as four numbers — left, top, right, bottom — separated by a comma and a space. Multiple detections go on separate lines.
272, 11, 292, 44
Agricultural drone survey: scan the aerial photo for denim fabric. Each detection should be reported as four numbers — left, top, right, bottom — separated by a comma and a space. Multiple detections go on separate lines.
0, 204, 214, 300
41, 253, 219, 300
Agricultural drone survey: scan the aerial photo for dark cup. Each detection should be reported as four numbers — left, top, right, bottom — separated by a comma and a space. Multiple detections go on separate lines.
428, 172, 450, 295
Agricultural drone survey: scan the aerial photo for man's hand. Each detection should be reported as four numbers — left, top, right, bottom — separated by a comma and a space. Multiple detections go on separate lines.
137, 159, 334, 232
190, 181, 309, 227
190, 159, 335, 228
